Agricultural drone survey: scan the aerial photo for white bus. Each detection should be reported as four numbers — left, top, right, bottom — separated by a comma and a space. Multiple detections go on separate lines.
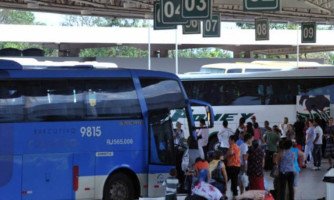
180, 67, 334, 149
199, 61, 331, 74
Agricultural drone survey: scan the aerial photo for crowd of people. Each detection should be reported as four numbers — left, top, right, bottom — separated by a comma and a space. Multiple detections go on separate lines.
171, 115, 334, 200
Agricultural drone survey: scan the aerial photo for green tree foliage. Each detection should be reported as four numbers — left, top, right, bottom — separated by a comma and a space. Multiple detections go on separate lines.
170, 48, 232, 58
0, 9, 35, 24
236, 22, 299, 30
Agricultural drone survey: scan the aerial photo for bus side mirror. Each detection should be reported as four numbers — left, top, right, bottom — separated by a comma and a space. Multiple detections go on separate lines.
188, 99, 214, 129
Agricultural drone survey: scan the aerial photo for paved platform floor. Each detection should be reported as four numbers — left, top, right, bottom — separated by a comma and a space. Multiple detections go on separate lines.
141, 162, 329, 200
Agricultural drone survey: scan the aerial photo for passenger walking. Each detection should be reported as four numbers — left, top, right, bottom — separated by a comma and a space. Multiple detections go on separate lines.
304, 119, 315, 166
209, 151, 228, 197
312, 118, 324, 170
238, 133, 252, 194
247, 140, 265, 190
291, 139, 304, 198
294, 117, 305, 148
235, 117, 246, 139
280, 117, 289, 138
197, 119, 209, 159
264, 125, 280, 170
286, 124, 296, 141
277, 140, 295, 200
173, 121, 186, 191
325, 117, 334, 170
246, 122, 254, 136
217, 120, 234, 156
226, 135, 241, 198
251, 115, 257, 127
163, 168, 179, 200
194, 157, 210, 182
173, 121, 185, 147
253, 122, 263, 145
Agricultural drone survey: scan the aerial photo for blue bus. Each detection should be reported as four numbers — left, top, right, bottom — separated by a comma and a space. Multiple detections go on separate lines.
0, 59, 213, 200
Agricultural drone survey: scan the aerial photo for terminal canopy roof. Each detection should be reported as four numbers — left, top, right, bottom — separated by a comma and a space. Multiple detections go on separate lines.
0, 0, 334, 23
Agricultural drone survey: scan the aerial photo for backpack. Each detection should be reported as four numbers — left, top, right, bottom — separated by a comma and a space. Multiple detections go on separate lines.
211, 161, 225, 183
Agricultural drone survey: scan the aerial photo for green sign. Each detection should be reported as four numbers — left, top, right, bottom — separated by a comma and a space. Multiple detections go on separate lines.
161, 0, 187, 24
182, 20, 201, 34
182, 0, 212, 19
244, 0, 280, 11
203, 13, 220, 37
153, 2, 176, 30
255, 18, 269, 41
183, 20, 201, 34
301, 22, 316, 43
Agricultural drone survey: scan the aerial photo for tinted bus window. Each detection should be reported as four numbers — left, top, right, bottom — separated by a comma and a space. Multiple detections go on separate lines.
85, 79, 141, 119
183, 78, 334, 106
140, 79, 185, 111
0, 78, 142, 122
0, 81, 24, 122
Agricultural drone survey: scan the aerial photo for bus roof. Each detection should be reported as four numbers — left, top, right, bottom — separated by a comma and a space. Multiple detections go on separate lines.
0, 59, 178, 80
0, 57, 118, 69
180, 66, 334, 80
198, 60, 332, 74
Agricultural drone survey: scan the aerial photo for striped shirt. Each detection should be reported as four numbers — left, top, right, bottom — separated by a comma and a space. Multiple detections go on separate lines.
163, 177, 179, 196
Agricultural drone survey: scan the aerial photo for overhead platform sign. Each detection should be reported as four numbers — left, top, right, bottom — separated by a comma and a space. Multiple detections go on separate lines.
301, 22, 316, 43
161, 0, 188, 24
244, 0, 280, 11
183, 20, 201, 34
182, 0, 212, 19
154, 2, 177, 30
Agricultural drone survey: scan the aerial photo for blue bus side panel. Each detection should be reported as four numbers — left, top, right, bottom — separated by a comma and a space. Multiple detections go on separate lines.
0, 156, 22, 200
95, 123, 148, 175
22, 154, 73, 200
0, 125, 13, 186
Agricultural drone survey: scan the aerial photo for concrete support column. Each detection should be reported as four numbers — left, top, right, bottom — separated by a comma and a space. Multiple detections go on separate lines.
233, 50, 241, 58
151, 49, 169, 58
58, 48, 80, 57
244, 51, 251, 58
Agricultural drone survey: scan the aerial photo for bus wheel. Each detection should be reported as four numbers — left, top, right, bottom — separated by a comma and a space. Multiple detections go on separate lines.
103, 173, 134, 200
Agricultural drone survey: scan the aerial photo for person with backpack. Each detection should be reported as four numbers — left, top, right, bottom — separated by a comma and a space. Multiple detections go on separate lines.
209, 151, 228, 197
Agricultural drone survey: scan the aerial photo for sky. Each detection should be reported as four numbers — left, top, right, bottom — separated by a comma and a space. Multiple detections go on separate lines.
33, 12, 64, 26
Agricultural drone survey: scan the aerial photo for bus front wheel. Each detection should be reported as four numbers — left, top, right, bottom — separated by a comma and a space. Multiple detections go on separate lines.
103, 173, 134, 200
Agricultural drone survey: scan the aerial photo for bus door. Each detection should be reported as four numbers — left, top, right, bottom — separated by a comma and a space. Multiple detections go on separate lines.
147, 109, 177, 197
22, 153, 74, 199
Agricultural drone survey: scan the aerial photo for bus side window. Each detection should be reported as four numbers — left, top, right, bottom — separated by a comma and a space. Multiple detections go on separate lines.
0, 82, 24, 122
85, 79, 141, 119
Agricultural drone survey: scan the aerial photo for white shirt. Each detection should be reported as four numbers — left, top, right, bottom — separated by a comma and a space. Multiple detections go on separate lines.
197, 128, 209, 147
314, 125, 323, 145
239, 142, 249, 166
280, 123, 288, 138
217, 127, 234, 148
